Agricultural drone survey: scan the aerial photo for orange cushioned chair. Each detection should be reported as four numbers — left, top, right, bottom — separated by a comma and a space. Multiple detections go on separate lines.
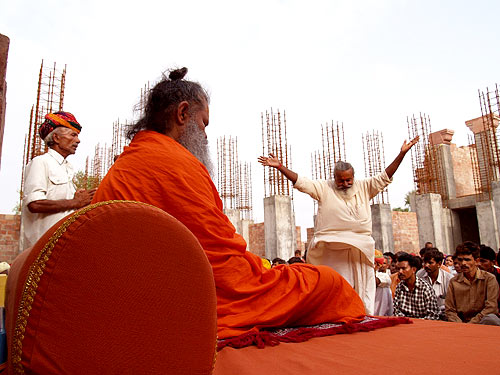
5, 201, 217, 375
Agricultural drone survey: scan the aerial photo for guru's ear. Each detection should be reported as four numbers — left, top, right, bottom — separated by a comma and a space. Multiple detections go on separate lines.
175, 101, 190, 125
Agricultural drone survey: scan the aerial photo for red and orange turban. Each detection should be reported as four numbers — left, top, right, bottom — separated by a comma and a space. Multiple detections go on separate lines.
38, 111, 81, 140
375, 249, 385, 265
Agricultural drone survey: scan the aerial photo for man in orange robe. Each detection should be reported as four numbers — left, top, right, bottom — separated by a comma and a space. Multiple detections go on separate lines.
93, 68, 365, 339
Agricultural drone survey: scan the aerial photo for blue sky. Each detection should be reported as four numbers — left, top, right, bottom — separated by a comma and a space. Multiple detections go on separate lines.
1, 0, 499, 239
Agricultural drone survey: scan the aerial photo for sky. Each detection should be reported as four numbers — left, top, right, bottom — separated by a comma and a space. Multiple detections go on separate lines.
1, 0, 499, 241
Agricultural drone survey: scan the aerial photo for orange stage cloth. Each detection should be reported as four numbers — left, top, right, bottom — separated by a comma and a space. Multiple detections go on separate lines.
213, 319, 500, 374
93, 131, 365, 338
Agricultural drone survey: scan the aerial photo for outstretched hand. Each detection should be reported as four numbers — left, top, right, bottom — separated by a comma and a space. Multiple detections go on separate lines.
258, 154, 281, 168
401, 136, 419, 153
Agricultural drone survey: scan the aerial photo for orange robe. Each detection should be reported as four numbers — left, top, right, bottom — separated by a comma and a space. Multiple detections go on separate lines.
92, 131, 365, 338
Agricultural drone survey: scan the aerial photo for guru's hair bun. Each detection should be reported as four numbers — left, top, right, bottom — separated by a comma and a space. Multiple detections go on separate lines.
169, 67, 188, 80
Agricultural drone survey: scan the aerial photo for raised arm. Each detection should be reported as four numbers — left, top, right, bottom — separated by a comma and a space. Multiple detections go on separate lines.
258, 154, 298, 184
385, 136, 419, 179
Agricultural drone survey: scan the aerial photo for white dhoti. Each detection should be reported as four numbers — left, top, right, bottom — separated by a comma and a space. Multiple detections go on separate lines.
308, 242, 375, 315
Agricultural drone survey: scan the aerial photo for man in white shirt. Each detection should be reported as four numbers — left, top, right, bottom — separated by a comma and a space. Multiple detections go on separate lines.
375, 255, 393, 316
416, 248, 453, 319
21, 111, 96, 249
258, 136, 418, 314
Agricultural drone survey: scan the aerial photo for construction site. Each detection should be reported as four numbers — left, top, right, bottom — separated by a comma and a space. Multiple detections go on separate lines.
1, 53, 500, 263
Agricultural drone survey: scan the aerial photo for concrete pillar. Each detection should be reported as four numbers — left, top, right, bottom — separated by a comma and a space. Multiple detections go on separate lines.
237, 219, 254, 249
492, 181, 500, 240
440, 208, 461, 254
223, 209, 240, 231
438, 144, 457, 200
415, 193, 446, 250
371, 203, 394, 253
475, 200, 499, 249
264, 195, 296, 261
408, 191, 416, 212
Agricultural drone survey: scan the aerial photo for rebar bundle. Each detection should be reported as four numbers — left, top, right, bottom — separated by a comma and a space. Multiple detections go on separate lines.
91, 144, 103, 186
362, 130, 389, 204
468, 134, 482, 200
138, 82, 150, 117
407, 113, 447, 205
24, 60, 67, 164
237, 162, 253, 220
310, 121, 346, 181
217, 136, 239, 209
261, 109, 292, 197
112, 119, 130, 159
469, 85, 500, 201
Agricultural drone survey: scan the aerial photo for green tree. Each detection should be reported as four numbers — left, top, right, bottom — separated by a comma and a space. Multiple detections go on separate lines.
392, 190, 415, 212
73, 171, 100, 190
392, 207, 409, 212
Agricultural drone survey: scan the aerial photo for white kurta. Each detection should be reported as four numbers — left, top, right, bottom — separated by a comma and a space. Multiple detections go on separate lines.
294, 171, 392, 315
20, 149, 77, 249
375, 271, 394, 316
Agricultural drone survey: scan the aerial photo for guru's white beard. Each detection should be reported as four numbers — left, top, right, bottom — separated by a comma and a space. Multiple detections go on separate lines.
178, 120, 215, 178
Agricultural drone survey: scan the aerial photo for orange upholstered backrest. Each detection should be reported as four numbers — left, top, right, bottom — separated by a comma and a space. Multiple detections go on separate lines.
5, 201, 217, 374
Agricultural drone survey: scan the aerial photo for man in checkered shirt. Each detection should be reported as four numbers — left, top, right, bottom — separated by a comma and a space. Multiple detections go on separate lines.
393, 252, 440, 320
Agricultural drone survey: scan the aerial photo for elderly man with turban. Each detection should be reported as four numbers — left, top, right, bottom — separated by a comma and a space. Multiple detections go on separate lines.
21, 111, 96, 249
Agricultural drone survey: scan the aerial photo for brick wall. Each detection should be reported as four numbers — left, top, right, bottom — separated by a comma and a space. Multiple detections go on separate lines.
306, 227, 314, 249
392, 211, 419, 253
450, 144, 475, 197
295, 226, 305, 252
248, 222, 265, 257
0, 214, 20, 263
248, 223, 305, 259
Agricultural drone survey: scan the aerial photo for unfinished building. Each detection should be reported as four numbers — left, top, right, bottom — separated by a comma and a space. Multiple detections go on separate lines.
410, 87, 500, 252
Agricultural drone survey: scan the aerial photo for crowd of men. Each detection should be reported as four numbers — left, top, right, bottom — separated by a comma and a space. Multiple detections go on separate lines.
375, 242, 500, 325
270, 242, 500, 326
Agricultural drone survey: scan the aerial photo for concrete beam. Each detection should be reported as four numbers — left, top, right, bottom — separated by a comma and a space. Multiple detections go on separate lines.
447, 195, 476, 210
476, 200, 499, 249
371, 203, 394, 253
264, 195, 296, 261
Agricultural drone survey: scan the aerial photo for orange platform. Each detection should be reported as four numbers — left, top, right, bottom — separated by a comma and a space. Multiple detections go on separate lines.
214, 319, 500, 375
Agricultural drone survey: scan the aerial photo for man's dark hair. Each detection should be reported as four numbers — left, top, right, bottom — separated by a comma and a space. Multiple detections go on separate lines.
383, 252, 396, 263
423, 248, 444, 264
127, 67, 209, 140
272, 258, 287, 265
455, 241, 480, 259
397, 252, 420, 269
479, 245, 496, 261
288, 257, 304, 265
419, 247, 429, 257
